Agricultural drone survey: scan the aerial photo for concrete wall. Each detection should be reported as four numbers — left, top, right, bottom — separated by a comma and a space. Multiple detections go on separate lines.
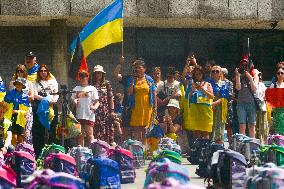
0, 0, 284, 29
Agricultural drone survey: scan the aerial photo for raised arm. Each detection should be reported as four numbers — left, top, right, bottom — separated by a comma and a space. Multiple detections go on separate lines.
114, 56, 125, 82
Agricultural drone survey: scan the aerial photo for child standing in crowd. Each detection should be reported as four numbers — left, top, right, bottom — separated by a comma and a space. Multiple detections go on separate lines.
4, 78, 29, 146
71, 71, 99, 147
0, 101, 12, 156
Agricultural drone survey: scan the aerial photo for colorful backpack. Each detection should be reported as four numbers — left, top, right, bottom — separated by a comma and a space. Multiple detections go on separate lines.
231, 133, 249, 152
241, 137, 260, 163
267, 134, 284, 147
89, 139, 112, 157
158, 137, 182, 155
5, 151, 36, 187
0, 165, 17, 188
36, 143, 65, 170
44, 153, 77, 176
246, 167, 284, 189
187, 138, 212, 165
23, 169, 84, 189
146, 178, 205, 189
122, 139, 145, 168
15, 143, 35, 157
152, 150, 182, 165
260, 145, 284, 166
144, 158, 190, 188
80, 156, 121, 189
207, 149, 247, 189
69, 145, 93, 173
110, 147, 136, 184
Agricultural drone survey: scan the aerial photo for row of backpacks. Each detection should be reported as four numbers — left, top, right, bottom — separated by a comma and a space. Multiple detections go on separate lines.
0, 138, 147, 189
143, 137, 204, 189
187, 134, 284, 189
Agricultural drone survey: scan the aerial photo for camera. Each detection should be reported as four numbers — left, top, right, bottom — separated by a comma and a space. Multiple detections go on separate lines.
239, 64, 248, 74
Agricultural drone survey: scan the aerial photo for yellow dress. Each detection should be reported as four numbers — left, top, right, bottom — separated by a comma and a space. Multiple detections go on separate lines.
130, 79, 153, 127
188, 103, 213, 132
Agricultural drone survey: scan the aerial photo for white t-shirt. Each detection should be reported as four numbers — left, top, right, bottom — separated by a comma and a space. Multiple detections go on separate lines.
157, 80, 181, 97
71, 85, 99, 122
34, 79, 59, 103
270, 82, 284, 88
255, 82, 267, 111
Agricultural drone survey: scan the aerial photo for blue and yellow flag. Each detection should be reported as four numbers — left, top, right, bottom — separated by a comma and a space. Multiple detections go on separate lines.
71, 0, 123, 57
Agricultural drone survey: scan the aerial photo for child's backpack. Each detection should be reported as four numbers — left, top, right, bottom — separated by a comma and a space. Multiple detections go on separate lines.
207, 149, 247, 189
246, 167, 284, 189
5, 151, 36, 187
267, 134, 284, 147
152, 150, 182, 165
260, 145, 284, 166
44, 153, 77, 176
80, 156, 121, 189
36, 143, 65, 170
158, 137, 182, 155
15, 143, 35, 157
146, 178, 205, 189
23, 169, 84, 189
0, 165, 16, 188
241, 137, 260, 164
231, 133, 249, 152
187, 138, 212, 165
69, 145, 93, 173
122, 139, 145, 168
110, 147, 136, 184
89, 139, 112, 157
195, 143, 224, 178
144, 158, 190, 188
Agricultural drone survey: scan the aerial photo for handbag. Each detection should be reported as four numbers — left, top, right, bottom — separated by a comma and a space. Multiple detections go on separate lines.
56, 111, 81, 140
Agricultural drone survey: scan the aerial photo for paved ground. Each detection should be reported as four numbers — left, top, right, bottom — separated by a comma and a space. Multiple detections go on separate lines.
122, 159, 205, 189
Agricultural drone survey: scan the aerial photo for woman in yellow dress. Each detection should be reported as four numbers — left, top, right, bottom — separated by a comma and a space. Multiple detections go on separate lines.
128, 59, 157, 142
188, 66, 214, 139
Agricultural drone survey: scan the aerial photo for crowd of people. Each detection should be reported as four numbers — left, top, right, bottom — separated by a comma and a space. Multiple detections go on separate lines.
0, 51, 283, 159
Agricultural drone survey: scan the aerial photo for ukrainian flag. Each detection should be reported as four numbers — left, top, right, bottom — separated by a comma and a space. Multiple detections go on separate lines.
71, 0, 123, 57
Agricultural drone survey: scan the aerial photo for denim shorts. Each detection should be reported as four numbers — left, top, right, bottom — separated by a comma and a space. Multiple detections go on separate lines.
236, 103, 257, 125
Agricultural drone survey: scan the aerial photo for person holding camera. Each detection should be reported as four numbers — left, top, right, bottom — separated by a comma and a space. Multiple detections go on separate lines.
188, 66, 214, 139
235, 56, 258, 138
127, 59, 157, 142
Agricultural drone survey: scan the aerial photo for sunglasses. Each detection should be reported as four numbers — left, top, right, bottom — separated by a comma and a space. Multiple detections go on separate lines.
211, 70, 220, 74
16, 70, 24, 73
40, 70, 47, 73
277, 72, 284, 75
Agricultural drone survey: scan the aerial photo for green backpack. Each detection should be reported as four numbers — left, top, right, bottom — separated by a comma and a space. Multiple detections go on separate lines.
152, 150, 182, 164
36, 143, 65, 170
260, 145, 284, 166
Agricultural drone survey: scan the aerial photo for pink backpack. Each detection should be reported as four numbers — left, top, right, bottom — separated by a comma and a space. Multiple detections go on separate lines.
0, 165, 16, 188
44, 153, 77, 176
267, 135, 284, 147
89, 139, 112, 157
15, 143, 35, 157
146, 178, 205, 189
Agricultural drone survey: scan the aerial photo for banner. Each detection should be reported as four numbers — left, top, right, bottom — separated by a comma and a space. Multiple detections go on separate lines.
265, 88, 284, 108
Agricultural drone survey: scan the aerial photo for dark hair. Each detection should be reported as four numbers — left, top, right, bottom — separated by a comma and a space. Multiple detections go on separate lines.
192, 65, 204, 82
133, 59, 146, 69
205, 59, 216, 66
92, 72, 106, 86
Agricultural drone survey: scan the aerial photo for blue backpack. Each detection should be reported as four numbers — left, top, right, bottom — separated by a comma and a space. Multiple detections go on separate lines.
110, 147, 136, 184
5, 151, 36, 187
44, 153, 77, 176
122, 139, 145, 168
80, 156, 121, 189
144, 158, 190, 188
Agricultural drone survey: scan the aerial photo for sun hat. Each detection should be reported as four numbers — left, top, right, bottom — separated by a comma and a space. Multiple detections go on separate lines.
13, 78, 26, 89
167, 99, 180, 109
93, 65, 106, 73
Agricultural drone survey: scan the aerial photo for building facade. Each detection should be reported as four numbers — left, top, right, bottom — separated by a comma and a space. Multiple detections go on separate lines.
0, 0, 283, 89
